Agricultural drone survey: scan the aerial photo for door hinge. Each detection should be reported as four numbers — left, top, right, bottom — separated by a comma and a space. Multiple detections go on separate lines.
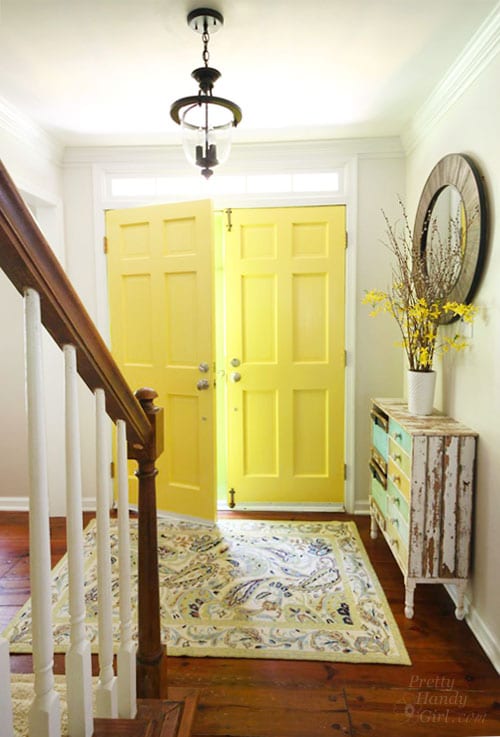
344, 349, 348, 367
225, 208, 233, 232
345, 231, 348, 249
103, 236, 108, 254
344, 463, 347, 481
110, 461, 115, 479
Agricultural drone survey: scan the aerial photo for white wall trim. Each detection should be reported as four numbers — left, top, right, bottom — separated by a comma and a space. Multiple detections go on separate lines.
343, 155, 359, 514
445, 584, 500, 674
402, 2, 500, 153
0, 497, 30, 512
217, 502, 345, 513
63, 137, 404, 168
0, 496, 97, 513
353, 499, 370, 516
0, 95, 63, 165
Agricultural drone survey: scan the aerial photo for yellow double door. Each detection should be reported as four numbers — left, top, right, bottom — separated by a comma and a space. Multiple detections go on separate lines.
106, 201, 345, 521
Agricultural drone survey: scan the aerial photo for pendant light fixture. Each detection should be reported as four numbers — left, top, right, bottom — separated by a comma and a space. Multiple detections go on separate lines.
170, 8, 242, 179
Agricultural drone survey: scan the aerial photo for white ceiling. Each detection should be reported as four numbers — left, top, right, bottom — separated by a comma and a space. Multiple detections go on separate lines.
0, 0, 497, 147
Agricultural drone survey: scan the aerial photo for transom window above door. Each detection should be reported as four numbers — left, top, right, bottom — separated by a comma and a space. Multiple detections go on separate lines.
107, 171, 342, 201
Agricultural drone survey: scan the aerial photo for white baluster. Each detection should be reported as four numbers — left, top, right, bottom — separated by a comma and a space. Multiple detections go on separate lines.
63, 345, 93, 737
24, 288, 61, 737
95, 388, 118, 718
0, 637, 14, 737
116, 419, 137, 718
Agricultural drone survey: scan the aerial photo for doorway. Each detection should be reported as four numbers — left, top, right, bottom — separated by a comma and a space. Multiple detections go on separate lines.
106, 201, 346, 520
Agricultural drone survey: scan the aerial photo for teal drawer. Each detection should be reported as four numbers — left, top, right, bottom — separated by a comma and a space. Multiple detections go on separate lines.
372, 422, 388, 460
387, 479, 409, 523
387, 495, 409, 547
371, 476, 387, 517
389, 418, 412, 454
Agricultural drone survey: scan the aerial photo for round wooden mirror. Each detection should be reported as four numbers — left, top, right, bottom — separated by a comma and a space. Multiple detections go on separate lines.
413, 153, 487, 323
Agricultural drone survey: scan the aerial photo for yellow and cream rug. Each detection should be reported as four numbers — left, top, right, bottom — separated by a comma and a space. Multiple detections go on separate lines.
10, 675, 79, 737
3, 518, 410, 665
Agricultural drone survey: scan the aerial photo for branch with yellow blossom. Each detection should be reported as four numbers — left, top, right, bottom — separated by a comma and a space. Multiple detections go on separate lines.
362, 199, 478, 372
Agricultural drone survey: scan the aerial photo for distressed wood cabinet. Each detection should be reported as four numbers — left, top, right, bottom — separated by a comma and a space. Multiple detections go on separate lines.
369, 398, 477, 619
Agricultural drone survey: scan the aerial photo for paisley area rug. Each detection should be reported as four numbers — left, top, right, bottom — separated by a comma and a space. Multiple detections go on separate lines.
9, 675, 85, 737
3, 518, 410, 664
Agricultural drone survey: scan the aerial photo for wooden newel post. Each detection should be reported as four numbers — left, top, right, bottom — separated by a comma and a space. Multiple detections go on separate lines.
128, 387, 168, 700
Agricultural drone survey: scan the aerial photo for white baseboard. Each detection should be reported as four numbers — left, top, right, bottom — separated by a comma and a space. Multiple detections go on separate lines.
217, 501, 345, 513
0, 496, 30, 511
445, 583, 500, 675
0, 497, 97, 513
353, 499, 370, 515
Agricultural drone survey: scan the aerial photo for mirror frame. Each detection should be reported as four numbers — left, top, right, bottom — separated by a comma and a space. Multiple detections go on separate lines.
413, 153, 487, 323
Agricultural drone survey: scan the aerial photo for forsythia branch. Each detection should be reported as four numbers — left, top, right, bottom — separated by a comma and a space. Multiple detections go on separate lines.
362, 199, 478, 371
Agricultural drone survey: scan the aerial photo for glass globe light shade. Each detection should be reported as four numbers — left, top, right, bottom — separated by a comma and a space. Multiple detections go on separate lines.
180, 101, 235, 178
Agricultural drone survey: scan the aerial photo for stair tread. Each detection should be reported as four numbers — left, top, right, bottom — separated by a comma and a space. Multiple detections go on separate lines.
93, 692, 199, 737
93, 716, 156, 737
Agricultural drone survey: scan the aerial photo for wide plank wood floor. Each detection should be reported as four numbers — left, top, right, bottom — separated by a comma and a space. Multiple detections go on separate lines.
1, 510, 499, 737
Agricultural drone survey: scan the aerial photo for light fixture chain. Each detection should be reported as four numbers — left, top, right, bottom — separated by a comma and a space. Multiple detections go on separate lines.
170, 8, 242, 178
202, 29, 210, 66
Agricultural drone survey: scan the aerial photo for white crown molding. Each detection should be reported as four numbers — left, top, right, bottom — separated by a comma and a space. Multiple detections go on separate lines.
0, 95, 64, 164
63, 137, 404, 169
403, 2, 500, 153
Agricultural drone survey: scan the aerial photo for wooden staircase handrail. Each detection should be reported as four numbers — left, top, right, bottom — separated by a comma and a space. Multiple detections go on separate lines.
0, 160, 169, 701
0, 160, 151, 448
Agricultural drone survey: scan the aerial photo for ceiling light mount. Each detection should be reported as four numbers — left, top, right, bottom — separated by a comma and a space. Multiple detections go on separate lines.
187, 8, 223, 34
170, 7, 242, 179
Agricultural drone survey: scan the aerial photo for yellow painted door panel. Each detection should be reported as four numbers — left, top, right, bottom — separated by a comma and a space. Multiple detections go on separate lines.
225, 206, 345, 505
106, 200, 216, 520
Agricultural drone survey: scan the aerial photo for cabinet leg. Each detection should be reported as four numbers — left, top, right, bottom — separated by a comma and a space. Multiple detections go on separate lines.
404, 579, 416, 618
370, 510, 378, 540
455, 581, 467, 620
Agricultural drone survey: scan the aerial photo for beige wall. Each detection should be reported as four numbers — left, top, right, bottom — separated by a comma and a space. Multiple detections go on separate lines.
354, 155, 405, 508
0, 125, 67, 514
405, 53, 500, 671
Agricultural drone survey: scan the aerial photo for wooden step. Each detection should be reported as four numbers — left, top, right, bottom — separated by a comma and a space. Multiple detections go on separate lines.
93, 716, 154, 737
93, 690, 198, 737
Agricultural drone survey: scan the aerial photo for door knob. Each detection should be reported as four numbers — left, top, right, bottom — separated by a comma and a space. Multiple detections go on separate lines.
198, 362, 210, 373
196, 379, 210, 391
230, 372, 241, 383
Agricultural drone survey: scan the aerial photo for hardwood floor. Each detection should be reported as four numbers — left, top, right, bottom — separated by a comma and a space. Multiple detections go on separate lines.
1, 510, 499, 736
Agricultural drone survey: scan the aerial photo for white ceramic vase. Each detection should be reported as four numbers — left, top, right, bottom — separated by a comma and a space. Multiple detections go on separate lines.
407, 370, 436, 416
